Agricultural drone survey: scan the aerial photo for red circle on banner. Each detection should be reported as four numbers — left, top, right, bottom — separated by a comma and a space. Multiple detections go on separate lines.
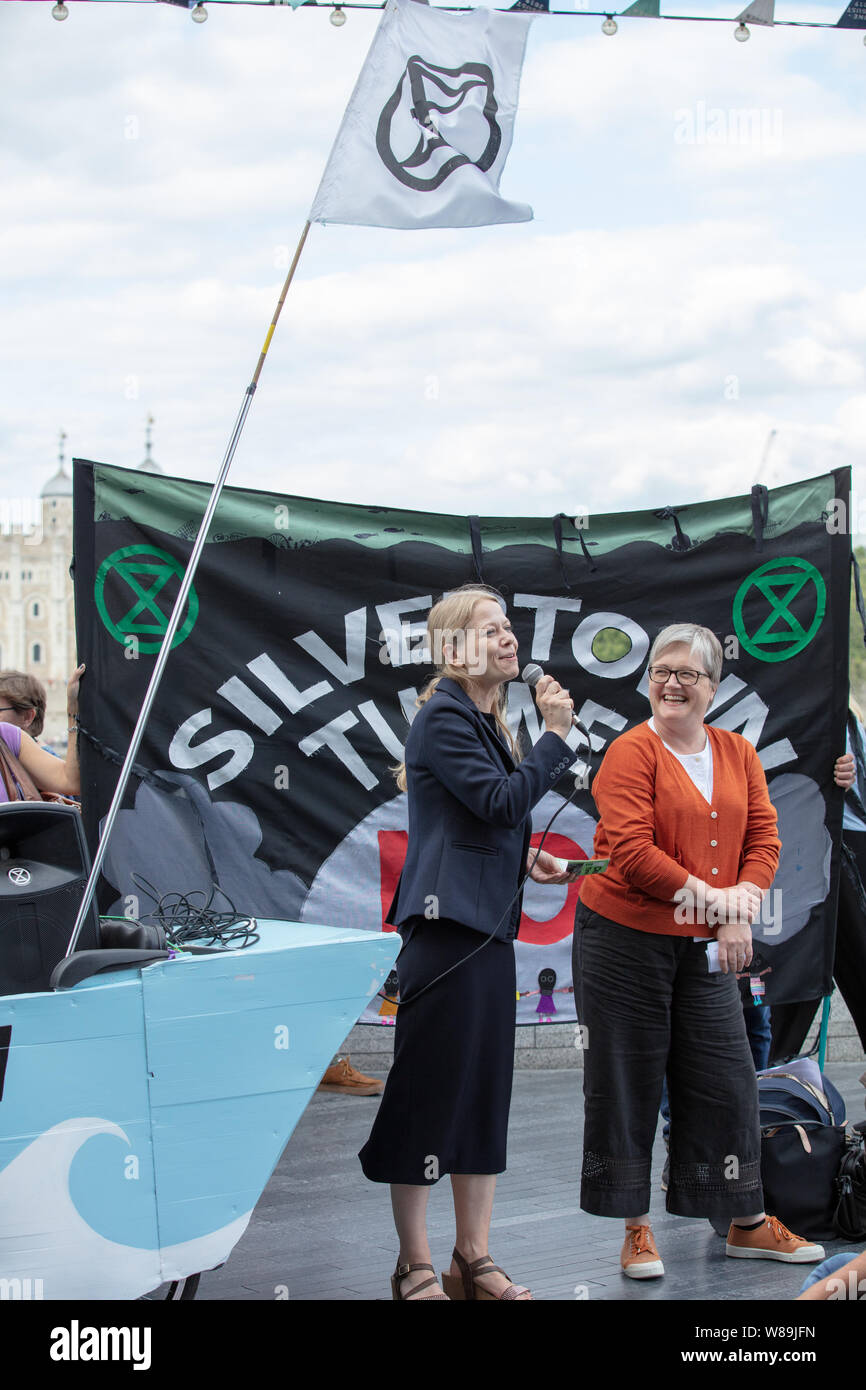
518, 832, 590, 946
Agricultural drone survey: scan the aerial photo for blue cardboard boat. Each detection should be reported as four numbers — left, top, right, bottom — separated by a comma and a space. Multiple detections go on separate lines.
0, 920, 399, 1299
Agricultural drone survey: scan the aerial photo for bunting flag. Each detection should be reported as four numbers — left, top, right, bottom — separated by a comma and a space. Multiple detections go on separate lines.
736, 0, 775, 24
309, 0, 534, 229
622, 0, 661, 16
73, 461, 851, 1026
837, 0, 866, 25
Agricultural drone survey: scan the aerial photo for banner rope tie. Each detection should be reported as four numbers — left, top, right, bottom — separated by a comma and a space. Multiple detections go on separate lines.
76, 723, 178, 794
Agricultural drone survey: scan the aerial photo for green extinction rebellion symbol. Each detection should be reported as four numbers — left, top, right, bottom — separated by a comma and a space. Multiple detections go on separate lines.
95, 545, 199, 654
732, 556, 826, 663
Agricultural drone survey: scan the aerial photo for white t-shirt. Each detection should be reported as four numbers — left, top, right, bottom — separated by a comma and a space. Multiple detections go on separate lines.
649, 718, 718, 952
648, 717, 714, 804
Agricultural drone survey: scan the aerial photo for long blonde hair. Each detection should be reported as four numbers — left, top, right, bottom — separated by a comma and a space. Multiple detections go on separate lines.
393, 585, 520, 791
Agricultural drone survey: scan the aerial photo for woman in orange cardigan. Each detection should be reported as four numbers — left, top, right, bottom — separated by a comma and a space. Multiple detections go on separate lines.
574, 623, 825, 1280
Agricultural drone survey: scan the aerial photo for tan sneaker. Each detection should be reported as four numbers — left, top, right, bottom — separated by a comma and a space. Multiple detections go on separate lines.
317, 1055, 384, 1096
726, 1215, 825, 1263
621, 1224, 665, 1279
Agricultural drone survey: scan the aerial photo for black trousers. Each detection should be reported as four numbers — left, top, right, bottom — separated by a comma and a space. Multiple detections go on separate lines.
834, 832, 866, 1051
574, 904, 764, 1219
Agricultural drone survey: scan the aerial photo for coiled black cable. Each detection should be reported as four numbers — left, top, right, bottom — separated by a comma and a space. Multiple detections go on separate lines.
129, 872, 259, 951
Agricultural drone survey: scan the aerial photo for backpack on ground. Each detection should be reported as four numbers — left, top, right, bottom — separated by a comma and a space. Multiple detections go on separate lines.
757, 1057, 848, 1241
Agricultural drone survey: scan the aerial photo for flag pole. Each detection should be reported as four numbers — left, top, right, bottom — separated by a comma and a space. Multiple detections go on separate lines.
65, 221, 313, 957
252, 221, 311, 388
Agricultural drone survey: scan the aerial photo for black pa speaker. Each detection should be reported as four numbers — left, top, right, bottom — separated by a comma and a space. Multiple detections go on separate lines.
0, 802, 100, 996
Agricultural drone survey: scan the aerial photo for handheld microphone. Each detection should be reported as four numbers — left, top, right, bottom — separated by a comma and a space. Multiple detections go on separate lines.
521, 663, 590, 747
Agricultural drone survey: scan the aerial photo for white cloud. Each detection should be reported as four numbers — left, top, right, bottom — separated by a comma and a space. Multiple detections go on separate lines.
837, 394, 866, 448
833, 288, 866, 343
767, 336, 863, 388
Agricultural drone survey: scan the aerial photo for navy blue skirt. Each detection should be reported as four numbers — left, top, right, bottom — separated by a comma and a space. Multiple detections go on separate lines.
358, 916, 517, 1184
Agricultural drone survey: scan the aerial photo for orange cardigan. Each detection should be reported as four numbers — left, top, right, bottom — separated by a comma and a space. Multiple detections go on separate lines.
579, 721, 781, 937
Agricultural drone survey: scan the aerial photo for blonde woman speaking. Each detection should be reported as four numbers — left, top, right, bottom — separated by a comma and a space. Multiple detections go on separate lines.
360, 585, 574, 1301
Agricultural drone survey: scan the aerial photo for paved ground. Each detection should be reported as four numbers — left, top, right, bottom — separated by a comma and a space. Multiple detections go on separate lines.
190, 1061, 866, 1304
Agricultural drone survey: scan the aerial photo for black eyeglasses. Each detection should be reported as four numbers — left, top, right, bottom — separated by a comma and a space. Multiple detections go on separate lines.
648, 666, 710, 687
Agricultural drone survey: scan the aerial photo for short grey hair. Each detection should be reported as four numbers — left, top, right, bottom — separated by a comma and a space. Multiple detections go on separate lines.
648, 624, 723, 685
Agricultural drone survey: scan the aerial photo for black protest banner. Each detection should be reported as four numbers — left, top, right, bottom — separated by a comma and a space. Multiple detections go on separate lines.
73, 461, 850, 1022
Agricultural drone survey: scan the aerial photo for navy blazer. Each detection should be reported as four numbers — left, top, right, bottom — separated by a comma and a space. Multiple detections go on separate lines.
387, 678, 574, 942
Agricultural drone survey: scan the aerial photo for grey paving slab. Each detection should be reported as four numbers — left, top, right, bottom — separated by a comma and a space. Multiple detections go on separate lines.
182, 1063, 866, 1304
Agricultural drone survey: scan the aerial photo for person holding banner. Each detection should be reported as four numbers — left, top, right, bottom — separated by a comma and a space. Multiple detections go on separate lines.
827, 703, 866, 1052
359, 585, 575, 1300
574, 624, 826, 1279
0, 671, 48, 740
0, 663, 83, 803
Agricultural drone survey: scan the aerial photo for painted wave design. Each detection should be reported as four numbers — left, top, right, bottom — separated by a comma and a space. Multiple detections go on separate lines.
0, 1118, 251, 1299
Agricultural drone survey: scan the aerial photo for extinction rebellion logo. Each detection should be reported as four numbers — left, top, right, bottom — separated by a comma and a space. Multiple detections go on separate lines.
376, 56, 502, 191
732, 557, 826, 663
94, 544, 199, 654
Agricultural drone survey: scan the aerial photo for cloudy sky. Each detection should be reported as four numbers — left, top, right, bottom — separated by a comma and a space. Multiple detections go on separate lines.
2, 0, 864, 523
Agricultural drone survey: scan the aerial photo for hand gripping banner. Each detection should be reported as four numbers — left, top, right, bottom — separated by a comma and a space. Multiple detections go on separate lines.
73, 461, 851, 1025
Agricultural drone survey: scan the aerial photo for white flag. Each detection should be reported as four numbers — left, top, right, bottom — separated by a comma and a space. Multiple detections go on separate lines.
309, 0, 534, 230
736, 0, 775, 24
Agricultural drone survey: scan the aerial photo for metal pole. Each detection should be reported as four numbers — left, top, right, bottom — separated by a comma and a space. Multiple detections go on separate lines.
65, 223, 312, 957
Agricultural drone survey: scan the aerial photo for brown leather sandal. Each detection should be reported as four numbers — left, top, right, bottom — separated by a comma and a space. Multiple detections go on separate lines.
441, 1248, 531, 1301
391, 1261, 449, 1300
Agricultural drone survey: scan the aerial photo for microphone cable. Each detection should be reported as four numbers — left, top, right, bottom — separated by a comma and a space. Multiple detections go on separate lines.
384, 763, 589, 1011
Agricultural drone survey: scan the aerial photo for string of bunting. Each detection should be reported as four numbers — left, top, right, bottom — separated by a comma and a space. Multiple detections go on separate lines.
34, 0, 866, 42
